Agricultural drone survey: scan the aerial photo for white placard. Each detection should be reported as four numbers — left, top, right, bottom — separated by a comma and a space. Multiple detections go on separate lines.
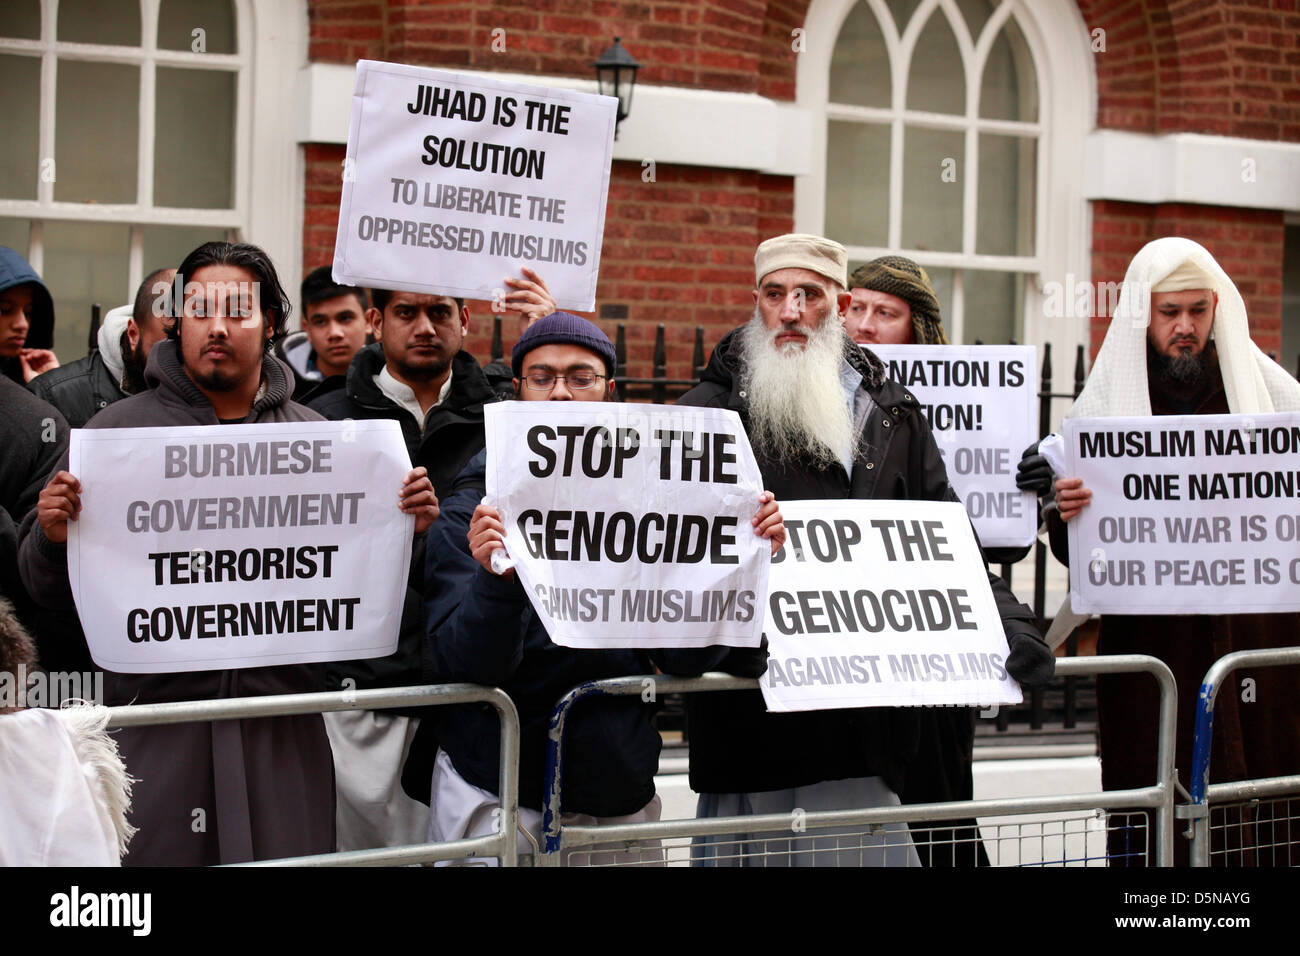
67, 420, 414, 673
484, 402, 769, 649
1065, 412, 1300, 615
870, 344, 1038, 549
759, 499, 1022, 712
332, 60, 616, 311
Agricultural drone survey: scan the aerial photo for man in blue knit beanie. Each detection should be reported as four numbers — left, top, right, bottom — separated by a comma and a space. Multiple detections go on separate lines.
421, 309, 785, 863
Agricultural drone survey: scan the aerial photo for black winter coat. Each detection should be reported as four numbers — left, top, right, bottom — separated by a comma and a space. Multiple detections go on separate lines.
668, 326, 1040, 797
423, 449, 663, 816
308, 343, 501, 700
27, 350, 126, 429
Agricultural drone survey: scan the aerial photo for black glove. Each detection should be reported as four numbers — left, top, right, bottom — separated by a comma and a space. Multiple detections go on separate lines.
1005, 632, 1054, 689
1015, 441, 1055, 496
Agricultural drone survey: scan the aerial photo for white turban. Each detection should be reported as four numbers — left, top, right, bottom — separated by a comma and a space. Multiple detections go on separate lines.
1067, 237, 1300, 419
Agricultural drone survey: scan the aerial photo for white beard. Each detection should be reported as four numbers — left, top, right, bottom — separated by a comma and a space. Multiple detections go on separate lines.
740, 308, 856, 468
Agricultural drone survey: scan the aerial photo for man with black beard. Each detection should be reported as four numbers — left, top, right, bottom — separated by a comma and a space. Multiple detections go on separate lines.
29, 268, 175, 427
670, 234, 1052, 866
1017, 237, 1300, 866
308, 286, 514, 850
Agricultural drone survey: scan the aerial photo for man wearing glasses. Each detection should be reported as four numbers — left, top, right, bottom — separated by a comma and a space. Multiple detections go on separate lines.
422, 312, 784, 862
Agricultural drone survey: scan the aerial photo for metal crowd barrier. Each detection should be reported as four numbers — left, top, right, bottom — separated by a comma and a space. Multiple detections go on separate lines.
1185, 646, 1300, 867
105, 683, 521, 867
537, 656, 1177, 867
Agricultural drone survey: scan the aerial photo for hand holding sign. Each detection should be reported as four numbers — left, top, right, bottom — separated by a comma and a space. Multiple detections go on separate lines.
37, 470, 82, 544
398, 466, 440, 533
1054, 476, 1092, 522
469, 502, 511, 577
753, 491, 786, 556
499, 266, 558, 330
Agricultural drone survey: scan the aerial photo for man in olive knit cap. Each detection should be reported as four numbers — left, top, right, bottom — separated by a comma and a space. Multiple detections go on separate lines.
846, 255, 948, 346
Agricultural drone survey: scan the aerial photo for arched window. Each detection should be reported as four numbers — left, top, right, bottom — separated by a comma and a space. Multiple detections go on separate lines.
798, 0, 1091, 347
0, 0, 299, 360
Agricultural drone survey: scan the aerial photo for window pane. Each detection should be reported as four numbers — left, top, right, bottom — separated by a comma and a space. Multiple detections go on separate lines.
829, 1, 890, 108
154, 68, 235, 208
42, 220, 130, 362
981, 15, 1038, 122
142, 225, 225, 275
977, 134, 1036, 256
963, 269, 1020, 344
825, 121, 890, 248
926, 266, 954, 332
58, 0, 140, 47
55, 60, 139, 204
884, 0, 920, 33
0, 0, 40, 39
0, 54, 40, 199
0, 219, 30, 257
159, 0, 236, 54
901, 127, 962, 252
906, 9, 964, 115
954, 0, 994, 44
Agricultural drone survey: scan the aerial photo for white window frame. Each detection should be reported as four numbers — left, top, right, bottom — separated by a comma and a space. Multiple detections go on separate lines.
0, 0, 304, 303
797, 0, 1093, 354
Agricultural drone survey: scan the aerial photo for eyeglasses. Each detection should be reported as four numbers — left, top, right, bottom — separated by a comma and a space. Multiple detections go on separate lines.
522, 370, 607, 391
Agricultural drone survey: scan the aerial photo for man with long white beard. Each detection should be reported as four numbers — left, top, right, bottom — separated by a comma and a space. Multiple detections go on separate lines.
669, 234, 1052, 866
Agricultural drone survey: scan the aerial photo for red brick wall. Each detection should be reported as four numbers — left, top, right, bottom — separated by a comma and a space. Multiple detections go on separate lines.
308, 0, 809, 98
1089, 200, 1286, 356
303, 145, 794, 378
1078, 0, 1300, 140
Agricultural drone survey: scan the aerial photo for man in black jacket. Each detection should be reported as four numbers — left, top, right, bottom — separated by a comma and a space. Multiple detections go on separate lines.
308, 286, 506, 849
671, 233, 1053, 866
29, 268, 175, 427
425, 312, 784, 863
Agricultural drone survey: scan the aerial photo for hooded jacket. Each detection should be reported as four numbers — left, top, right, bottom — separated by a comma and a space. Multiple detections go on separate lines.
0, 246, 55, 385
27, 307, 131, 428
668, 326, 1041, 797
17, 339, 335, 865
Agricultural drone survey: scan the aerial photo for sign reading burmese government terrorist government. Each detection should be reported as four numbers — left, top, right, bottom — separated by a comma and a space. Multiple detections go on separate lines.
759, 499, 1022, 712
1065, 412, 1300, 615
332, 60, 617, 312
484, 402, 769, 649
67, 421, 414, 673
869, 344, 1038, 549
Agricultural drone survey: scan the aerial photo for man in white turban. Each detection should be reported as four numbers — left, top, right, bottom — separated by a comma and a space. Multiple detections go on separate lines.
1017, 237, 1300, 866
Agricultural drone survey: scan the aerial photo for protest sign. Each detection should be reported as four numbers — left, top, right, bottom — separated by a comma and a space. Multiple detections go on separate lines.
484, 402, 769, 649
67, 420, 413, 673
870, 344, 1038, 548
1065, 412, 1300, 614
759, 499, 1022, 712
332, 60, 616, 311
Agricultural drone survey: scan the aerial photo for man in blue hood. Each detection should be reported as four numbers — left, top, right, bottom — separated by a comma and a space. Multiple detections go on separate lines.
0, 246, 58, 385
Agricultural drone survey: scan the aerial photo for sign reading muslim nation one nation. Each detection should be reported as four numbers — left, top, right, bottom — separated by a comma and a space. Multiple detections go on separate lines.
67, 421, 414, 673
1065, 412, 1300, 615
759, 499, 1022, 712
484, 402, 770, 649
332, 59, 617, 312
869, 344, 1038, 549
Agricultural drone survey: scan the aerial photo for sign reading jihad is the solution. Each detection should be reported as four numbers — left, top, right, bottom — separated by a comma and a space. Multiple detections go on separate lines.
332, 60, 617, 312
67, 420, 414, 673
484, 402, 770, 649
759, 499, 1023, 712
